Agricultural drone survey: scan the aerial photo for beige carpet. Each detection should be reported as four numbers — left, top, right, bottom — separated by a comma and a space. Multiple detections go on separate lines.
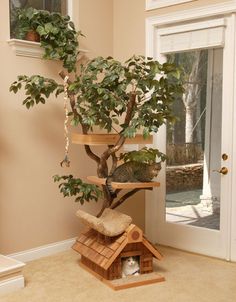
1, 246, 236, 302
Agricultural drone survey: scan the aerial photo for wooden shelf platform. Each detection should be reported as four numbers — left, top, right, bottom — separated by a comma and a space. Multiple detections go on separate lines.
80, 261, 165, 290
87, 176, 160, 189
71, 133, 153, 146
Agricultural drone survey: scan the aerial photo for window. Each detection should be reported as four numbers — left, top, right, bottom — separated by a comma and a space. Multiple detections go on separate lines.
10, 0, 67, 39
165, 49, 223, 230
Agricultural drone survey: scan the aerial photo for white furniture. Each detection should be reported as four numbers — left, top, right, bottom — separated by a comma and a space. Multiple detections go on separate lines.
0, 255, 25, 295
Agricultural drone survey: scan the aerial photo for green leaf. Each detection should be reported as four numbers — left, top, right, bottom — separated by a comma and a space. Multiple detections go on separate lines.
53, 175, 61, 182
70, 117, 80, 126
54, 175, 103, 205
120, 147, 166, 164
9, 85, 18, 93
97, 88, 103, 95
36, 25, 47, 36
112, 118, 119, 125
26, 102, 31, 109
143, 127, 150, 139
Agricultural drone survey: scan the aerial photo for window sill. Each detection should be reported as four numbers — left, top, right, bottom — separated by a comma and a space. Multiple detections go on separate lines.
8, 39, 88, 59
8, 39, 43, 58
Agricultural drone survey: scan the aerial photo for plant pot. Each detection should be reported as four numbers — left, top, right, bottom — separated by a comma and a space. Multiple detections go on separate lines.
25, 30, 40, 42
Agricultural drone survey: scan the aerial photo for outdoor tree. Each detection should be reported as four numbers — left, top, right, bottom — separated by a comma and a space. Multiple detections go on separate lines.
168, 51, 207, 144
10, 9, 184, 217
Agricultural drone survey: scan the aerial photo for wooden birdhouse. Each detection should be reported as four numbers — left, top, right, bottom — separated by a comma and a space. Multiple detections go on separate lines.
73, 209, 165, 290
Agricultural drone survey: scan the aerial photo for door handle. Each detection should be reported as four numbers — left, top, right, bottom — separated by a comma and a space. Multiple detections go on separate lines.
222, 153, 228, 161
213, 167, 228, 175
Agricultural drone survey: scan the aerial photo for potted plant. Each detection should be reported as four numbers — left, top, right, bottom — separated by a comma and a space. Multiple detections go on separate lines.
12, 7, 83, 72
9, 12, 184, 216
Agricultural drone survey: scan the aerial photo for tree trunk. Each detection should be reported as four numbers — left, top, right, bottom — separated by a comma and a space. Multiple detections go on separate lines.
185, 105, 194, 143
183, 51, 202, 144
195, 98, 202, 144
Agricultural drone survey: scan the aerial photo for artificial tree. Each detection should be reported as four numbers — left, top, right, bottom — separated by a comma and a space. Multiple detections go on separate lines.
10, 9, 184, 217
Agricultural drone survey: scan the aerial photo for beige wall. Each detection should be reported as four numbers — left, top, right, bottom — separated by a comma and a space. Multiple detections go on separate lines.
0, 0, 227, 254
78, 0, 113, 58
0, 0, 114, 255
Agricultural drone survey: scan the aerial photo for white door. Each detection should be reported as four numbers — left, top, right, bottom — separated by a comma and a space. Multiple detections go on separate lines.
146, 15, 235, 260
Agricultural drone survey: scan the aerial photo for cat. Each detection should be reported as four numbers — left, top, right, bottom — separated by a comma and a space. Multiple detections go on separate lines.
106, 161, 161, 197
122, 256, 140, 278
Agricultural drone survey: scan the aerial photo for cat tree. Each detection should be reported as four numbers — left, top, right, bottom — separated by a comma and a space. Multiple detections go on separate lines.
10, 10, 183, 290
11, 56, 182, 289
73, 208, 164, 290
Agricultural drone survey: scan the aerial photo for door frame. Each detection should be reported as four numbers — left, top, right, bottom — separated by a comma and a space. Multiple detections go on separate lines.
145, 2, 236, 261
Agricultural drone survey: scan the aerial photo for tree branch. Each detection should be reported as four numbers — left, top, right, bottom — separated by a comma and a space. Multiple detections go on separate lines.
109, 145, 118, 175
110, 187, 152, 210
99, 92, 137, 164
81, 123, 101, 165
124, 92, 137, 125
96, 185, 113, 217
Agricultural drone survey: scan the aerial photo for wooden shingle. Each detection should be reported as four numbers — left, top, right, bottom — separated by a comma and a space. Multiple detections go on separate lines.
72, 224, 162, 271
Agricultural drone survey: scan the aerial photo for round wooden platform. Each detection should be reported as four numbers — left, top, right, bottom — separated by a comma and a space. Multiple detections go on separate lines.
87, 176, 160, 189
71, 133, 153, 146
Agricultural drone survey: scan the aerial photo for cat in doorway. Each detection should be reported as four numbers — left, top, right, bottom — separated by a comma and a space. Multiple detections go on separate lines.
122, 256, 140, 277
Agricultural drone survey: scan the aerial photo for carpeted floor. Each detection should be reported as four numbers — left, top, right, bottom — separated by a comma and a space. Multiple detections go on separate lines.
1, 246, 236, 302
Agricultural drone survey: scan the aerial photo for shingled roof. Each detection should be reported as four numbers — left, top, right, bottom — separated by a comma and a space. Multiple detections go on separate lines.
72, 224, 163, 271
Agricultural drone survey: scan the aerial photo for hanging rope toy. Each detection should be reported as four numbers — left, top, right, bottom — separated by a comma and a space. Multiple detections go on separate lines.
60, 75, 71, 168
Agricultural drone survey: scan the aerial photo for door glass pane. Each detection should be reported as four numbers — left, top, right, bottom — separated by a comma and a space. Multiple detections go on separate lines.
165, 49, 223, 230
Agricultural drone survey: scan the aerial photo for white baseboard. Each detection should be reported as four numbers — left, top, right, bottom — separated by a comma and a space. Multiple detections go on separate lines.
8, 237, 77, 263
0, 276, 24, 296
